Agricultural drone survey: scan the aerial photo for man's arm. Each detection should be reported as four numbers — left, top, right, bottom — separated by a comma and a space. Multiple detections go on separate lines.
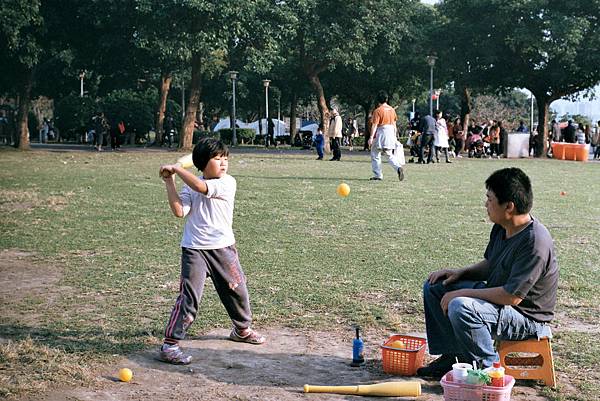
441, 286, 523, 315
432, 259, 523, 314
428, 259, 491, 285
368, 122, 378, 147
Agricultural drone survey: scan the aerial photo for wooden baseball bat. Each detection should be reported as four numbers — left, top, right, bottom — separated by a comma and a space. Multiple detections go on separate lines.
303, 381, 421, 397
160, 153, 194, 177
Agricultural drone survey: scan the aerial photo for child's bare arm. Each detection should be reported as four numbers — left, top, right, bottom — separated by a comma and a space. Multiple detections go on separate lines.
160, 164, 208, 195
162, 174, 184, 217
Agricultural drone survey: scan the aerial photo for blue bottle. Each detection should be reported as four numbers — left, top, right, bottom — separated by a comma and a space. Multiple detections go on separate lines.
351, 327, 365, 366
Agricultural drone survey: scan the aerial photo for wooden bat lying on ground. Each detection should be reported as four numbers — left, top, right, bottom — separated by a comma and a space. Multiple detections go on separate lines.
160, 153, 194, 177
303, 381, 421, 397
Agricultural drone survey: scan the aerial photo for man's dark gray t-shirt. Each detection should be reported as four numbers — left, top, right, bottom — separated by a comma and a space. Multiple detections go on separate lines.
484, 218, 558, 323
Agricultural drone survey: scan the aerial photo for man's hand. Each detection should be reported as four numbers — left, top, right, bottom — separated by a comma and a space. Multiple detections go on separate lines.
440, 289, 467, 315
368, 137, 374, 148
427, 268, 462, 286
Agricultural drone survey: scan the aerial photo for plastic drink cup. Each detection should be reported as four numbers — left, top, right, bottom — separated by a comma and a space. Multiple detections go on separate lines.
452, 363, 471, 383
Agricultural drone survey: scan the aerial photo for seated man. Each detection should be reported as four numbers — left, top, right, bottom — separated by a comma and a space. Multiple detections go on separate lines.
417, 167, 558, 378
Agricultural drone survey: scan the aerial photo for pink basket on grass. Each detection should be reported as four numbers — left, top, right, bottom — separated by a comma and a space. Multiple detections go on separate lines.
440, 372, 515, 401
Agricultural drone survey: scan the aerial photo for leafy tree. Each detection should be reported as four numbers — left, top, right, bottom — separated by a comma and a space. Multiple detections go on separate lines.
438, 0, 600, 156
101, 88, 157, 139
287, 0, 383, 139
134, 0, 285, 151
54, 94, 98, 140
327, 0, 431, 147
0, 1, 60, 149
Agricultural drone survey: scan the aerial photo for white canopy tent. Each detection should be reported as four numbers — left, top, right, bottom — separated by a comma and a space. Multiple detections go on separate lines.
212, 118, 287, 137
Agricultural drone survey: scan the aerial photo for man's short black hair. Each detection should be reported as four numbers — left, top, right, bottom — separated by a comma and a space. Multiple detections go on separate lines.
485, 167, 533, 214
377, 91, 389, 104
192, 137, 229, 171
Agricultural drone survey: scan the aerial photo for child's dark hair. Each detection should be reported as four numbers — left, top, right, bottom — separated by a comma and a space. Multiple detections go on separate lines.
485, 167, 533, 214
192, 137, 229, 171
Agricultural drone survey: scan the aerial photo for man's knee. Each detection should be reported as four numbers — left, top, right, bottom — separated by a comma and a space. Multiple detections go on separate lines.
447, 297, 478, 325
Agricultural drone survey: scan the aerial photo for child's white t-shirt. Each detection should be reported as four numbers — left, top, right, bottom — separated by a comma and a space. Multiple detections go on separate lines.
179, 174, 236, 249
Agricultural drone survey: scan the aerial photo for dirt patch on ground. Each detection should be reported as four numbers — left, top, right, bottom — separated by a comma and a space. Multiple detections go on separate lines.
1, 250, 553, 401
0, 250, 70, 328
9, 327, 552, 401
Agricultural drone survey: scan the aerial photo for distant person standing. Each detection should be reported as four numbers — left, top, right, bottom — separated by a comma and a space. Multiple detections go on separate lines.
453, 117, 464, 158
434, 110, 451, 163
516, 120, 529, 133
39, 118, 49, 143
163, 115, 175, 148
488, 120, 501, 158
547, 119, 561, 157
314, 123, 325, 160
418, 112, 437, 164
562, 120, 576, 143
592, 122, 600, 159
498, 121, 508, 158
94, 112, 109, 152
267, 117, 275, 148
111, 120, 124, 151
575, 124, 586, 144
328, 109, 342, 161
367, 91, 405, 181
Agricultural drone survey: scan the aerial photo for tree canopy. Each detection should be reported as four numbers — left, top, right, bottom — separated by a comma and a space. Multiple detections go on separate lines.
2, 0, 600, 154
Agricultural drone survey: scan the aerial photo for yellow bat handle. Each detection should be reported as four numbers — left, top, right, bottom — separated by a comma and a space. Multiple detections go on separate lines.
304, 382, 421, 397
160, 153, 194, 178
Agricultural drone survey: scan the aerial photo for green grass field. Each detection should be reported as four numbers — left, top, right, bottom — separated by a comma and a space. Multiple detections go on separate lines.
0, 146, 598, 399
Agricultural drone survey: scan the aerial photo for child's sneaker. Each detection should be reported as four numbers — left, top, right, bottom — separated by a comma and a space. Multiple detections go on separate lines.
158, 343, 192, 365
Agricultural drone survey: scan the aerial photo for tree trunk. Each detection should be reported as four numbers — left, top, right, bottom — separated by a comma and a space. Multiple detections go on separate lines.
307, 72, 330, 153
290, 92, 297, 144
459, 86, 472, 154
180, 53, 202, 151
16, 70, 34, 150
362, 102, 370, 151
155, 71, 172, 146
534, 95, 549, 158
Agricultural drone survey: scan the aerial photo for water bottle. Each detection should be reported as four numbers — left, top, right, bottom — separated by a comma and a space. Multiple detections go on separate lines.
351, 327, 365, 366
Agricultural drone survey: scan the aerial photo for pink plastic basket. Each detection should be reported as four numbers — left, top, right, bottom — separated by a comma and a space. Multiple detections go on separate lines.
440, 372, 515, 401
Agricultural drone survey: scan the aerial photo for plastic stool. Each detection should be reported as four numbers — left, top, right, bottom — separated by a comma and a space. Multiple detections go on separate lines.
497, 336, 556, 388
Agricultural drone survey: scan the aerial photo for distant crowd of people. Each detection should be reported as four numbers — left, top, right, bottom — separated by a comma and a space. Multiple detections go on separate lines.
547, 119, 600, 159
406, 111, 510, 162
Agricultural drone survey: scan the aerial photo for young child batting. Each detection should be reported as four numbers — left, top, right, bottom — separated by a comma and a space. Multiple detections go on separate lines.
158, 138, 265, 365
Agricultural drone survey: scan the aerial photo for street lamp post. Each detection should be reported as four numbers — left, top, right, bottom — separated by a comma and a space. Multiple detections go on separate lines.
277, 92, 281, 142
79, 71, 85, 97
262, 79, 271, 147
229, 71, 238, 146
530, 93, 534, 134
426, 55, 437, 116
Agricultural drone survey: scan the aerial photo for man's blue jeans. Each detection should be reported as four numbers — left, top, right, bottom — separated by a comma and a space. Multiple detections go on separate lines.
423, 279, 546, 368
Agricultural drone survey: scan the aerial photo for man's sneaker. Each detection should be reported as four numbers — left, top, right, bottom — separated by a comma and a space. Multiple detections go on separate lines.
397, 167, 405, 182
369, 176, 382, 181
416, 354, 457, 378
158, 344, 192, 365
